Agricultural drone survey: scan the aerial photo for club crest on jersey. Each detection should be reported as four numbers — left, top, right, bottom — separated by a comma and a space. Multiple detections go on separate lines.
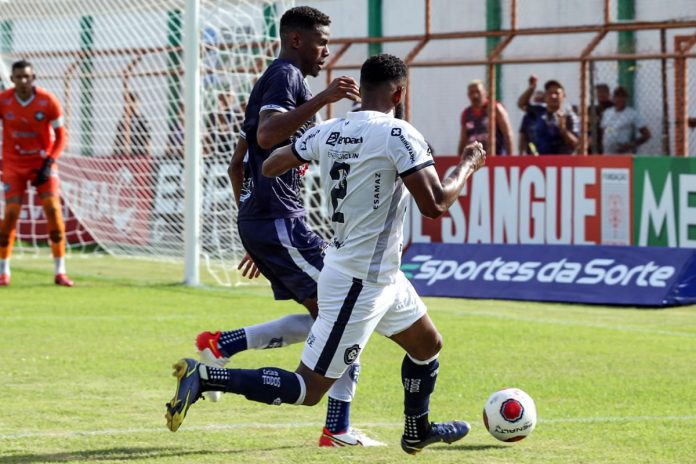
500, 399, 525, 423
5, 112, 14, 120
344, 344, 361, 365
34, 111, 45, 121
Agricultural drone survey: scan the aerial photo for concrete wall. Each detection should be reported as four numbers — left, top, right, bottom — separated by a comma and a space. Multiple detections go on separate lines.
304, 0, 695, 156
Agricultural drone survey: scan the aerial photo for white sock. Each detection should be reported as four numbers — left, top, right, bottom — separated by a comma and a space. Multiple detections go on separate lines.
54, 257, 66, 275
244, 313, 314, 350
0, 258, 10, 275
293, 373, 307, 405
328, 360, 360, 402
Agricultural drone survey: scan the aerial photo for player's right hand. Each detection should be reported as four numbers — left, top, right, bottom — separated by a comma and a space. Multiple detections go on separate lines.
528, 75, 538, 88
320, 76, 361, 104
462, 141, 486, 172
238, 252, 261, 279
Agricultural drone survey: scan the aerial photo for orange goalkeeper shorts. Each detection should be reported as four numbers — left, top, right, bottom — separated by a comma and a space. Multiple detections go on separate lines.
2, 160, 60, 199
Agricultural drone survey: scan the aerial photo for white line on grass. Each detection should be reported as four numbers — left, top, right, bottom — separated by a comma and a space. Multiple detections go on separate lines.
436, 307, 696, 339
2, 416, 696, 440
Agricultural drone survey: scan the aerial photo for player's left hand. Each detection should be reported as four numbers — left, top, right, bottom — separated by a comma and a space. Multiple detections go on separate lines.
238, 252, 261, 279
320, 76, 361, 104
32, 157, 54, 186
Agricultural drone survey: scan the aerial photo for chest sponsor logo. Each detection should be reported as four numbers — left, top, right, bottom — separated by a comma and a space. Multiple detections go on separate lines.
326, 131, 363, 146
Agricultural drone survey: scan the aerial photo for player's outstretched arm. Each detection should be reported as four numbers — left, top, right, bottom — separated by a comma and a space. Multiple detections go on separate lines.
261, 144, 304, 178
403, 141, 486, 219
257, 76, 360, 149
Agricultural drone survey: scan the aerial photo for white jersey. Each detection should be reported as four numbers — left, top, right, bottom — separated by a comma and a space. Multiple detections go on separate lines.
293, 110, 433, 284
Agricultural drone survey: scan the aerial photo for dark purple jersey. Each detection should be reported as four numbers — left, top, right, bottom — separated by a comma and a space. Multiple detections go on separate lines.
238, 59, 315, 220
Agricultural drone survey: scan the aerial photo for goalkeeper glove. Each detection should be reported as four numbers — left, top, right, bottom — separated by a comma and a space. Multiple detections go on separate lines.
32, 157, 54, 186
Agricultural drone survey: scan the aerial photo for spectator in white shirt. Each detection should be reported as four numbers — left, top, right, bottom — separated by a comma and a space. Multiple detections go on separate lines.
601, 86, 651, 154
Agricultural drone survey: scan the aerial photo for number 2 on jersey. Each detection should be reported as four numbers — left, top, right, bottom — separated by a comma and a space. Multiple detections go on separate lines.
329, 161, 350, 223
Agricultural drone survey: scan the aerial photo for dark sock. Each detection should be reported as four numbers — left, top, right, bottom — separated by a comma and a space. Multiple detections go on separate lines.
200, 366, 303, 405
325, 397, 351, 433
401, 355, 439, 441
217, 329, 247, 357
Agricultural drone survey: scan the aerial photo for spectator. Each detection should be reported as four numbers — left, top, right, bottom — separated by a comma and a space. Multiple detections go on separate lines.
165, 102, 185, 158
601, 86, 651, 155
517, 75, 579, 155
203, 92, 235, 157
113, 90, 151, 156
457, 80, 514, 156
588, 83, 614, 153
518, 90, 544, 155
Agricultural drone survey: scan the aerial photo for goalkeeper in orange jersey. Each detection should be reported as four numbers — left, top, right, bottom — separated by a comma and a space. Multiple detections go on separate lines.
0, 60, 73, 287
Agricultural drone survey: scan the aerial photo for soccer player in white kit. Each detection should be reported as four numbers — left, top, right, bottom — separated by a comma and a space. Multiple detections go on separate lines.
165, 53, 486, 454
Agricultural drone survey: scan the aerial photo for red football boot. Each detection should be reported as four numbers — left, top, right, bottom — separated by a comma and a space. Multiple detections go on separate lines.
195, 331, 227, 402
319, 427, 386, 447
54, 273, 74, 287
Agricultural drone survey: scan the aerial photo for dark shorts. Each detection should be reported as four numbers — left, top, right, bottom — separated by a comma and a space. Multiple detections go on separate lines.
238, 217, 325, 303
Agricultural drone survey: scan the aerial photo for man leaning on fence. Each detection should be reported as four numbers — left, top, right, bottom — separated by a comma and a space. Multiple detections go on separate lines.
600, 86, 651, 155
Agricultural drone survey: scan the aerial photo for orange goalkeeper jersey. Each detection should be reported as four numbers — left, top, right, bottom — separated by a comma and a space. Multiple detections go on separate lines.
0, 86, 64, 166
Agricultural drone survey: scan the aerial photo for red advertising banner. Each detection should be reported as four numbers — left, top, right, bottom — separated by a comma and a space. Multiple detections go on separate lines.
405, 156, 634, 246
0, 159, 93, 245
59, 155, 152, 246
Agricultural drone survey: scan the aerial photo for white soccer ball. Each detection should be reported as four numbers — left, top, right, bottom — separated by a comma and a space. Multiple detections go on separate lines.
483, 387, 537, 442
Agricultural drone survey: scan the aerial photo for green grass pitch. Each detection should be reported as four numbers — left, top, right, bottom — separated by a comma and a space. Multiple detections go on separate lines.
1, 256, 695, 463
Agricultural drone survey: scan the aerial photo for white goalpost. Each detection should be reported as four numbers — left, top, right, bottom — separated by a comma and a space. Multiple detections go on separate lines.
0, 0, 333, 286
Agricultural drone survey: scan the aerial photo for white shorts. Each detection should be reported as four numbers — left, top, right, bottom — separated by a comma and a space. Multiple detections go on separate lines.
301, 267, 427, 379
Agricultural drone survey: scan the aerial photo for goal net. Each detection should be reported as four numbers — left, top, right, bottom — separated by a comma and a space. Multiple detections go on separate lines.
0, 0, 332, 285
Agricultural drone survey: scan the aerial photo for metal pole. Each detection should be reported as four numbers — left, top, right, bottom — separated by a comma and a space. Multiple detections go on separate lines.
487, 62, 497, 155
579, 60, 589, 155
183, 0, 201, 285
660, 28, 670, 155
579, 29, 609, 155
589, 60, 598, 154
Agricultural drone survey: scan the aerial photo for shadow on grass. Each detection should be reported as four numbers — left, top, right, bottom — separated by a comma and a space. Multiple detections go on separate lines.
437, 443, 509, 452
0, 445, 299, 463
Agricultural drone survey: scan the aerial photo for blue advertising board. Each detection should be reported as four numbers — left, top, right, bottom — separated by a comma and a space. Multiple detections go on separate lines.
401, 243, 696, 307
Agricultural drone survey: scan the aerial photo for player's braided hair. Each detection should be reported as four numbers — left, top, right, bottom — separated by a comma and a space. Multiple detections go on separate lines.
360, 54, 407, 91
280, 6, 331, 35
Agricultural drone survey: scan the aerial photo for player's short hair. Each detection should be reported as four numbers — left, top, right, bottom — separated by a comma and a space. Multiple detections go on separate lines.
280, 6, 330, 36
468, 79, 485, 89
544, 79, 564, 91
360, 54, 407, 91
595, 83, 610, 92
12, 60, 33, 72
613, 86, 629, 97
